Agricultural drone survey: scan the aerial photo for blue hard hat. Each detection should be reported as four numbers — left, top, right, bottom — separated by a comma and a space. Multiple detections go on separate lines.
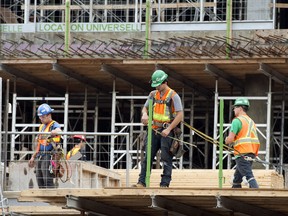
37, 103, 54, 116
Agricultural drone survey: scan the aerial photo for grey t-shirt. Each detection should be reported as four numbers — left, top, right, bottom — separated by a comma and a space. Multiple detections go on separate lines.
144, 90, 183, 112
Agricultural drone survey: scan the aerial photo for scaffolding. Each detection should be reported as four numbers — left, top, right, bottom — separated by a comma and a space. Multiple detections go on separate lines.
0, 0, 274, 24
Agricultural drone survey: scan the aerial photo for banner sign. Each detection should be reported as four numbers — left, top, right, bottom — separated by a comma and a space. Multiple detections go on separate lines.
0, 23, 140, 33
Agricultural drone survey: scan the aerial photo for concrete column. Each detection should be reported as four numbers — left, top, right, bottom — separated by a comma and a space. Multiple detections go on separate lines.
245, 74, 269, 163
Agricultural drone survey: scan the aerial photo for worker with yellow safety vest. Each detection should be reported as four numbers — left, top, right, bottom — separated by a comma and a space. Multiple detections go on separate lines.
66, 135, 86, 160
225, 97, 260, 188
28, 103, 62, 188
135, 70, 183, 188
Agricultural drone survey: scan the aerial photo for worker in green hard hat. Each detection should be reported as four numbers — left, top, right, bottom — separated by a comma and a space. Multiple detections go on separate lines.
225, 97, 260, 189
134, 69, 184, 188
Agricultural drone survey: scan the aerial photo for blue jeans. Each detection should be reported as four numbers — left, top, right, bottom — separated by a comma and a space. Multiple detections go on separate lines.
232, 153, 259, 188
138, 129, 174, 187
36, 154, 55, 188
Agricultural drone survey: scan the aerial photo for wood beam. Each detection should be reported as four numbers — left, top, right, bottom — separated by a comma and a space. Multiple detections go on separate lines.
52, 63, 109, 93
259, 63, 288, 85
66, 195, 143, 216
101, 64, 148, 92
157, 64, 213, 98
151, 195, 217, 216
0, 64, 63, 95
219, 196, 286, 216
204, 64, 244, 91
269, 3, 288, 8
0, 59, 56, 64
123, 59, 287, 65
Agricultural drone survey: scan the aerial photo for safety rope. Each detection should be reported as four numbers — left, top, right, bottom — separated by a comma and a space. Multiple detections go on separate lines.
181, 121, 235, 152
152, 128, 197, 148
181, 121, 282, 169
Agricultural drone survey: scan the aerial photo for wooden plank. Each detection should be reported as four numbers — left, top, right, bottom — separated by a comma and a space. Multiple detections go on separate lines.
19, 187, 288, 199
117, 169, 284, 189
9, 206, 80, 215
123, 59, 287, 65
0, 59, 57, 64
269, 3, 288, 8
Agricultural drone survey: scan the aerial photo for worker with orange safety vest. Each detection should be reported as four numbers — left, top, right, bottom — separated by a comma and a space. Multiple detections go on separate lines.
225, 97, 260, 188
28, 103, 62, 188
135, 70, 183, 188
66, 135, 86, 160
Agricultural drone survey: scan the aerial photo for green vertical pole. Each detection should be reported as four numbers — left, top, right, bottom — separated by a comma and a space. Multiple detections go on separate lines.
144, 0, 151, 58
65, 0, 71, 54
226, 0, 232, 59
218, 99, 224, 189
145, 99, 153, 187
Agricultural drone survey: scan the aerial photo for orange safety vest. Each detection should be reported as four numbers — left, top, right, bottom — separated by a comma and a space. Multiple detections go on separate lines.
66, 146, 81, 160
36, 120, 61, 153
152, 88, 176, 129
233, 114, 260, 156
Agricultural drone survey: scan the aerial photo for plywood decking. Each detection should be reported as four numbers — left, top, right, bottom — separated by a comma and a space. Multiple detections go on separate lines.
117, 169, 284, 189
13, 187, 288, 216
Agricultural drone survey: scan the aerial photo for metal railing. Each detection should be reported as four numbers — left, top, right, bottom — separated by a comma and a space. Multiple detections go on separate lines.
0, 0, 274, 24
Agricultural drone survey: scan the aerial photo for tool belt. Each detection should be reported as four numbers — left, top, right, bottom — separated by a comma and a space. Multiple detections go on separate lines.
152, 121, 172, 128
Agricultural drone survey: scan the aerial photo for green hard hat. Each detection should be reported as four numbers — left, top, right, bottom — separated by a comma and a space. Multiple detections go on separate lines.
234, 97, 250, 107
151, 70, 168, 87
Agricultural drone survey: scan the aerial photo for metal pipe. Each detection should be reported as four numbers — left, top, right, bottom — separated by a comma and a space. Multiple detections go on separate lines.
212, 79, 218, 169
93, 94, 99, 164
11, 93, 17, 162
266, 77, 272, 170
189, 93, 194, 169
226, 0, 232, 58
3, 80, 9, 190
280, 86, 285, 174
0, 78, 2, 191
218, 99, 224, 188
24, 0, 30, 24
144, 0, 151, 58
65, 0, 71, 53
110, 79, 116, 169
63, 93, 69, 155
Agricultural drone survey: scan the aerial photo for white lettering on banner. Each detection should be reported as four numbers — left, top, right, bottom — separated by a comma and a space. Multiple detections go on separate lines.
0, 25, 23, 33
0, 23, 140, 33
37, 23, 140, 32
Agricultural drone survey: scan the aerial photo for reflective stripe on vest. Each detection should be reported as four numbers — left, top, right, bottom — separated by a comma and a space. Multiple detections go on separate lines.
66, 146, 80, 160
233, 115, 260, 156
38, 120, 61, 146
152, 88, 176, 129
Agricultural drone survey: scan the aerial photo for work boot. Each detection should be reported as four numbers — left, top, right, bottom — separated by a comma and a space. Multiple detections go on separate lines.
160, 184, 169, 188
132, 182, 145, 188
232, 183, 242, 188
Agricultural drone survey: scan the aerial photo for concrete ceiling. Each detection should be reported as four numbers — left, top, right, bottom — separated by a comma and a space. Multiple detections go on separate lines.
0, 58, 287, 100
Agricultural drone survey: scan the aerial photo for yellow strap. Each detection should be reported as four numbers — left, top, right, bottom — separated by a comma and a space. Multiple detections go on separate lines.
181, 121, 235, 152
152, 129, 197, 148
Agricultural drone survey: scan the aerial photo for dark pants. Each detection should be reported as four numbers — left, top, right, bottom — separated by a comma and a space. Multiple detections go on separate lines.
232, 153, 259, 188
36, 154, 55, 188
138, 129, 174, 187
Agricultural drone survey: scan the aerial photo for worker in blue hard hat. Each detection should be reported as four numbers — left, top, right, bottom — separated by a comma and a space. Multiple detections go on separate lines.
28, 103, 62, 189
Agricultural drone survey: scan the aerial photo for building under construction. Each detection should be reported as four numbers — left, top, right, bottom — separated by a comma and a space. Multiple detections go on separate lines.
0, 0, 288, 215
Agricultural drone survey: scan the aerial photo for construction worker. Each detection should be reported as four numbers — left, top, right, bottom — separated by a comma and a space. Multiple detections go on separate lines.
135, 70, 183, 188
66, 135, 86, 160
225, 97, 260, 188
28, 103, 62, 189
